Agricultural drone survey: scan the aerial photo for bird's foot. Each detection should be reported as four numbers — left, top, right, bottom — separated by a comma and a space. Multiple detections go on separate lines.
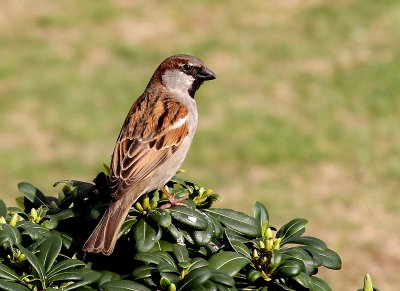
159, 187, 189, 209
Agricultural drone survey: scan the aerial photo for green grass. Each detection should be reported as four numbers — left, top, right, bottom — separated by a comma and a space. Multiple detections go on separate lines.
1, 1, 400, 289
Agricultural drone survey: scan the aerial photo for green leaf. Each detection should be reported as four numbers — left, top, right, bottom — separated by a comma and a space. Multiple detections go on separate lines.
17, 182, 49, 206
225, 228, 249, 244
276, 218, 307, 244
288, 236, 327, 250
201, 280, 217, 290
208, 251, 250, 276
132, 265, 156, 280
0, 262, 19, 280
192, 228, 213, 246
135, 252, 164, 265
282, 247, 315, 275
158, 261, 179, 273
315, 248, 341, 270
312, 276, 332, 291
37, 235, 62, 272
133, 219, 158, 252
206, 208, 261, 237
47, 259, 86, 278
154, 251, 177, 267
254, 201, 269, 226
208, 214, 223, 239
188, 258, 209, 272
97, 271, 121, 288
247, 270, 262, 282
165, 224, 184, 244
150, 240, 173, 252
0, 279, 31, 291
16, 244, 46, 285
276, 259, 302, 277
0, 199, 7, 218
173, 243, 190, 263
229, 240, 251, 259
293, 272, 315, 291
170, 206, 208, 230
209, 269, 235, 286
119, 217, 137, 237
102, 279, 152, 291
160, 273, 179, 286
0, 224, 22, 246
178, 268, 211, 291
51, 230, 73, 250
48, 209, 76, 225
47, 270, 83, 283
62, 269, 101, 291
150, 209, 172, 227
17, 221, 50, 240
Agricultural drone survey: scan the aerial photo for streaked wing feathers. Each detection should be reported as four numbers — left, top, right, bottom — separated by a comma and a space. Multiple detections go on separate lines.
110, 93, 189, 200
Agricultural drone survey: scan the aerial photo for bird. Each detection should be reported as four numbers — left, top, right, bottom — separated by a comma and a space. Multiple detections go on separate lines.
83, 54, 216, 255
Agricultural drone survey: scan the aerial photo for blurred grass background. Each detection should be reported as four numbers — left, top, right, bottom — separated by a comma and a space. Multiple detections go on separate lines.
1, 0, 399, 289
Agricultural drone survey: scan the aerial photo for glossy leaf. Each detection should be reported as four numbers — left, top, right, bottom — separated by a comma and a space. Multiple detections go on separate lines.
150, 209, 172, 227
37, 235, 62, 272
62, 269, 101, 291
178, 268, 211, 291
288, 236, 327, 250
312, 276, 332, 291
208, 251, 250, 276
135, 252, 162, 265
102, 279, 152, 291
192, 228, 213, 246
97, 271, 121, 288
165, 224, 184, 244
0, 280, 30, 291
229, 240, 251, 259
132, 265, 156, 280
18, 182, 49, 206
282, 247, 315, 275
47, 259, 86, 278
276, 218, 307, 244
293, 272, 315, 291
0, 263, 19, 280
158, 261, 179, 273
210, 269, 235, 286
254, 201, 269, 226
0, 224, 22, 246
47, 270, 83, 283
16, 244, 46, 284
17, 221, 50, 240
170, 206, 208, 230
188, 258, 209, 272
247, 270, 262, 282
315, 248, 341, 270
133, 219, 158, 252
173, 243, 190, 263
206, 208, 261, 237
225, 228, 249, 244
276, 259, 302, 277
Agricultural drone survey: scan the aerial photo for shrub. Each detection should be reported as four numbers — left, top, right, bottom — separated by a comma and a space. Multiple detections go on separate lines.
0, 170, 345, 290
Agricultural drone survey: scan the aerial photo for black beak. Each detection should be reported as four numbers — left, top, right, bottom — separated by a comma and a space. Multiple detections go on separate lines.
196, 67, 216, 81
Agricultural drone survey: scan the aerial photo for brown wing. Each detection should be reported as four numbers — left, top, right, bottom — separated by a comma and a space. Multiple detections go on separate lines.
110, 91, 189, 200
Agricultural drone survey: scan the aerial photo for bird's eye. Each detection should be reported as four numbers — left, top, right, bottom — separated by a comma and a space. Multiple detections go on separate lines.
181, 64, 192, 72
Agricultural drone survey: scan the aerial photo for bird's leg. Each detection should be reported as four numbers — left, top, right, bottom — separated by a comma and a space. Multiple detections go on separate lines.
159, 186, 189, 209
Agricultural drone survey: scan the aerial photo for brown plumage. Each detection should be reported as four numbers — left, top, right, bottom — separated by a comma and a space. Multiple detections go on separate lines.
83, 55, 216, 255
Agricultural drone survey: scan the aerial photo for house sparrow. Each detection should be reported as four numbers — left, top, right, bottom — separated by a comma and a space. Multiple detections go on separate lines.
83, 54, 216, 255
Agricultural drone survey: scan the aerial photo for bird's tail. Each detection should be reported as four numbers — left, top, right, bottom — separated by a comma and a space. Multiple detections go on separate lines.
83, 198, 131, 256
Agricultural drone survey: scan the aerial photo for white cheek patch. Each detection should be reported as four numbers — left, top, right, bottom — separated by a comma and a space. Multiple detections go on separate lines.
162, 69, 195, 94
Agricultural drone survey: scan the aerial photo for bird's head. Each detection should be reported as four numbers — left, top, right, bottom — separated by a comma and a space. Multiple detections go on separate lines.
149, 54, 216, 98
